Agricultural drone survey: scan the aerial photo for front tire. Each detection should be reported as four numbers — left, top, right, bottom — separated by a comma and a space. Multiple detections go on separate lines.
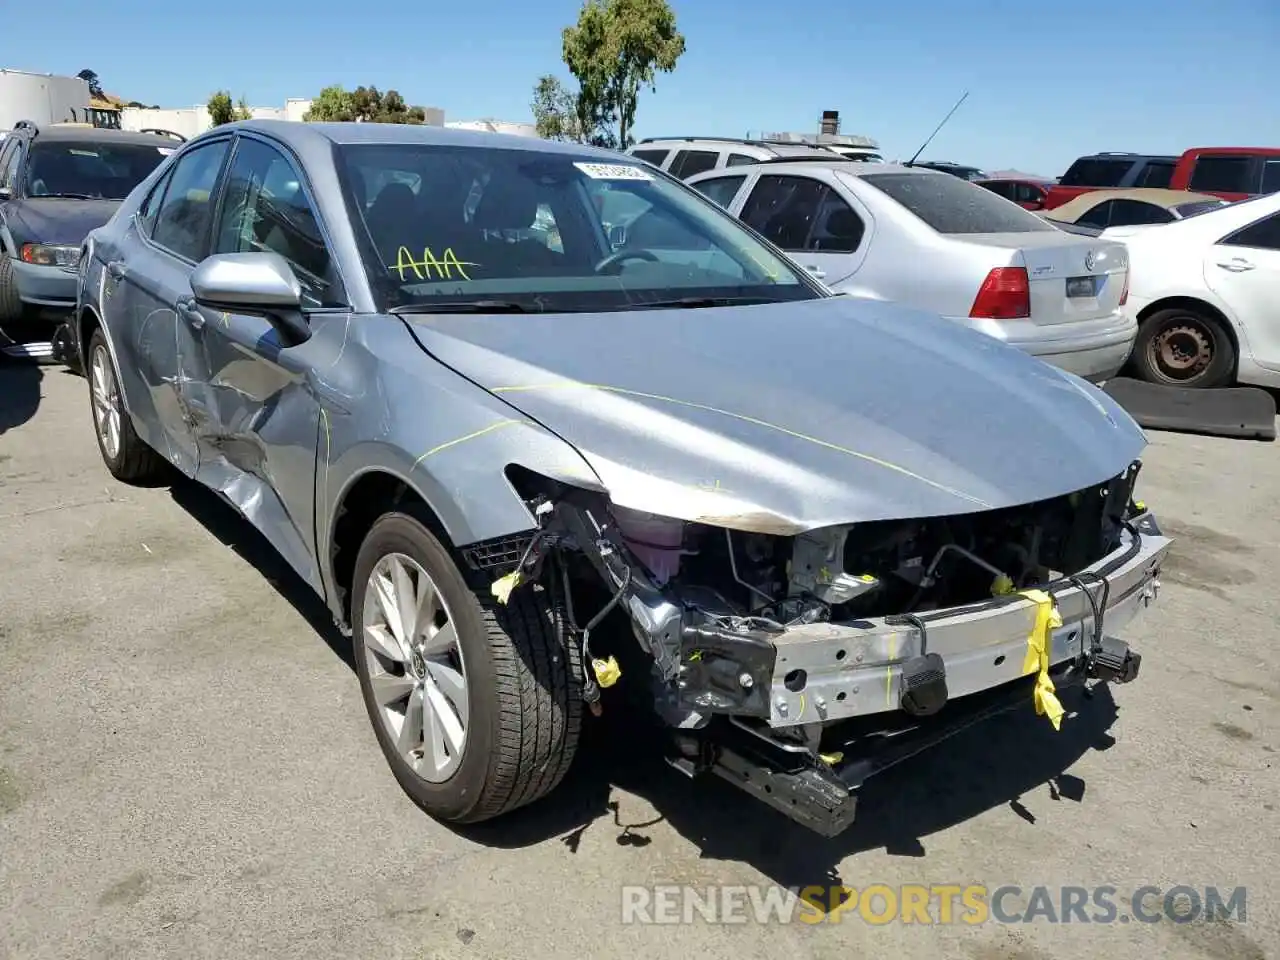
1130, 306, 1235, 388
86, 327, 167, 483
352, 506, 583, 823
0, 254, 21, 325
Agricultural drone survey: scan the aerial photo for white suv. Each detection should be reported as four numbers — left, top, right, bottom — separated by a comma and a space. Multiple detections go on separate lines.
628, 137, 839, 180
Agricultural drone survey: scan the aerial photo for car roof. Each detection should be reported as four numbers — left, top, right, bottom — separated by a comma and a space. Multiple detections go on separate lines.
26, 126, 181, 147
185, 118, 631, 162
1047, 188, 1223, 220
702, 160, 940, 179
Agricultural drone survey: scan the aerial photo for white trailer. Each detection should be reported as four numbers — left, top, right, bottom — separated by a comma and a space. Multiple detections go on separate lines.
0, 68, 91, 130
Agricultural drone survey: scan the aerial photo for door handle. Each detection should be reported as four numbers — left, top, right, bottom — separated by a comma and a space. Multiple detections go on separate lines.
176, 297, 205, 329
1216, 258, 1255, 272
107, 261, 125, 279
805, 264, 827, 279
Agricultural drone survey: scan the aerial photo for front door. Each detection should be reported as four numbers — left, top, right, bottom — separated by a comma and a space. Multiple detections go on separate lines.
183, 133, 347, 587
1204, 210, 1280, 371
113, 136, 232, 474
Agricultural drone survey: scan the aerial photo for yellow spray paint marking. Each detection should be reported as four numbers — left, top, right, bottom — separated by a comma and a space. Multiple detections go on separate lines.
410, 419, 531, 470
1018, 589, 1065, 730
490, 381, 989, 507
392, 246, 479, 282
885, 634, 897, 707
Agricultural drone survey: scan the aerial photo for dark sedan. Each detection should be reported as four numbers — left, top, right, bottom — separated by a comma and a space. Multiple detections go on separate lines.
0, 122, 180, 361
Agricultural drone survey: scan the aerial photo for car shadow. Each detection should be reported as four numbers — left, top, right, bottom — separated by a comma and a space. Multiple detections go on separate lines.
461, 680, 1119, 895
0, 360, 43, 436
167, 477, 354, 669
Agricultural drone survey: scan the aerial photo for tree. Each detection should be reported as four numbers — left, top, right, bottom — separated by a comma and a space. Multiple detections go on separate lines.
77, 69, 104, 99
304, 85, 427, 123
531, 75, 584, 142
235, 96, 253, 121
560, 0, 685, 149
207, 90, 235, 126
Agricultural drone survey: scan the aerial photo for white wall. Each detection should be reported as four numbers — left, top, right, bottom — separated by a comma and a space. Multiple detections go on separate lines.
0, 69, 90, 129
445, 119, 538, 137
121, 99, 314, 137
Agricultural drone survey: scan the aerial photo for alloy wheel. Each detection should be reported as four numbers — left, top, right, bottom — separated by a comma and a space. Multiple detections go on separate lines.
90, 344, 122, 460
360, 553, 470, 783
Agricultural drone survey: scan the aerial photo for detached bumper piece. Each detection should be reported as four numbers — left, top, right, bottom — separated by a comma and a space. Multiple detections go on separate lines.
698, 655, 1132, 837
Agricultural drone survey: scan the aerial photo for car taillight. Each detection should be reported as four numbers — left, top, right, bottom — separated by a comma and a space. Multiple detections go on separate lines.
969, 267, 1030, 319
1119, 270, 1129, 306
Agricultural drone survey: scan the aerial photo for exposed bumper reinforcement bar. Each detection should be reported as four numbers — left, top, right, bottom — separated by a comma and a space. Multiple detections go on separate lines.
707, 651, 1125, 837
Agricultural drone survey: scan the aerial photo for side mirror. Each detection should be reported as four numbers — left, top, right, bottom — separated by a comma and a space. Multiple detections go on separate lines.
190, 252, 311, 346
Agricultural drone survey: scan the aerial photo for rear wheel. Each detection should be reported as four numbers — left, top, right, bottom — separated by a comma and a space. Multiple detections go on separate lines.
352, 506, 583, 823
1130, 306, 1235, 388
86, 328, 167, 483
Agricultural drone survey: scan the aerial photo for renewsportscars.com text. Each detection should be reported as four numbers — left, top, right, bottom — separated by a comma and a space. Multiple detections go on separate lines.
620, 884, 1247, 925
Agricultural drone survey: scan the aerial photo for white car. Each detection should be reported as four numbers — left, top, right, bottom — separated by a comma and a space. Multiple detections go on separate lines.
1100, 192, 1280, 389
685, 160, 1134, 382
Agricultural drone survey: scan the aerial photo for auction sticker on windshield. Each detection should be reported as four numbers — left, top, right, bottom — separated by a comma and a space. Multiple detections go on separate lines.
574, 162, 652, 181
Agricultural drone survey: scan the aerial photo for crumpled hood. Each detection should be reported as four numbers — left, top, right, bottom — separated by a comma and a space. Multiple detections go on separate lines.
403, 296, 1146, 534
8, 199, 120, 246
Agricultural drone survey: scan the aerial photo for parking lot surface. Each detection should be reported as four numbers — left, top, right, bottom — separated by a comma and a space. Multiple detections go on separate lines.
1, 362, 1276, 960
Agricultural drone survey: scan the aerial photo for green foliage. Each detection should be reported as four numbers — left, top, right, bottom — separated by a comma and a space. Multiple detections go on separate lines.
554, 0, 685, 149
235, 96, 254, 121
531, 75, 584, 142
77, 69, 104, 99
207, 90, 236, 127
304, 85, 427, 124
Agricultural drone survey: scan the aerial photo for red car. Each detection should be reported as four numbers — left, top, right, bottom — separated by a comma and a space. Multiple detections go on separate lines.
975, 178, 1053, 210
1165, 147, 1280, 202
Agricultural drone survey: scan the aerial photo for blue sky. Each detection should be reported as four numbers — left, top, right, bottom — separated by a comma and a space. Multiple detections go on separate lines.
8, 0, 1278, 175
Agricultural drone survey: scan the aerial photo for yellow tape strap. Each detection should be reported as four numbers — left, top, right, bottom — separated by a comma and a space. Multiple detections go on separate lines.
490, 571, 524, 605
1017, 589, 1065, 731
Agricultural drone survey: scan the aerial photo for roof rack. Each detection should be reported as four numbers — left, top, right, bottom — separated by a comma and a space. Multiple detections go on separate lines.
140, 128, 186, 142
638, 135, 772, 147
12, 120, 38, 135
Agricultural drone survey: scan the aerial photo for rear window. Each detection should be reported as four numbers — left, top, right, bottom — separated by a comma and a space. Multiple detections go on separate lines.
1058, 158, 1135, 188
861, 172, 1056, 234
1189, 155, 1257, 194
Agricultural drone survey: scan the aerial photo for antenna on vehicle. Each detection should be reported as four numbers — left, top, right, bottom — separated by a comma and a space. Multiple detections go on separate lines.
905, 90, 969, 167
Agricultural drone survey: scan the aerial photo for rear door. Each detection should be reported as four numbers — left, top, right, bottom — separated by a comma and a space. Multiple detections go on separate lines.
735, 173, 869, 285
115, 135, 232, 474
190, 132, 348, 580
1203, 210, 1280, 370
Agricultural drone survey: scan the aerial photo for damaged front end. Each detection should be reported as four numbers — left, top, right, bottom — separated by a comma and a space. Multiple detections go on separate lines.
470, 461, 1170, 837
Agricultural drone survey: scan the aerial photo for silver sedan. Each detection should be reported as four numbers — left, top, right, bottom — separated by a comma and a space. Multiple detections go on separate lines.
74, 120, 1167, 837
687, 160, 1136, 382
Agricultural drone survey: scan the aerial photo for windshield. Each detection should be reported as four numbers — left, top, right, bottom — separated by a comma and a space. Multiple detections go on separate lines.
336, 143, 819, 312
861, 171, 1058, 234
23, 140, 171, 200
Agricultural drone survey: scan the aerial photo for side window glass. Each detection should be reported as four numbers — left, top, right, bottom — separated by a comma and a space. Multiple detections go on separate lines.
1261, 159, 1280, 195
740, 175, 828, 251
1189, 156, 1255, 194
213, 137, 340, 306
0, 143, 21, 192
151, 140, 231, 261
631, 149, 669, 167
691, 176, 745, 209
669, 150, 718, 179
1137, 162, 1173, 188
808, 188, 865, 252
726, 153, 758, 167
1108, 200, 1173, 226
1221, 212, 1280, 252
1075, 201, 1113, 229
136, 167, 174, 237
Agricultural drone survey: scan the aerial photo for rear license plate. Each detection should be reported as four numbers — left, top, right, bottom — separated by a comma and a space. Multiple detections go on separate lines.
1066, 276, 1096, 298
